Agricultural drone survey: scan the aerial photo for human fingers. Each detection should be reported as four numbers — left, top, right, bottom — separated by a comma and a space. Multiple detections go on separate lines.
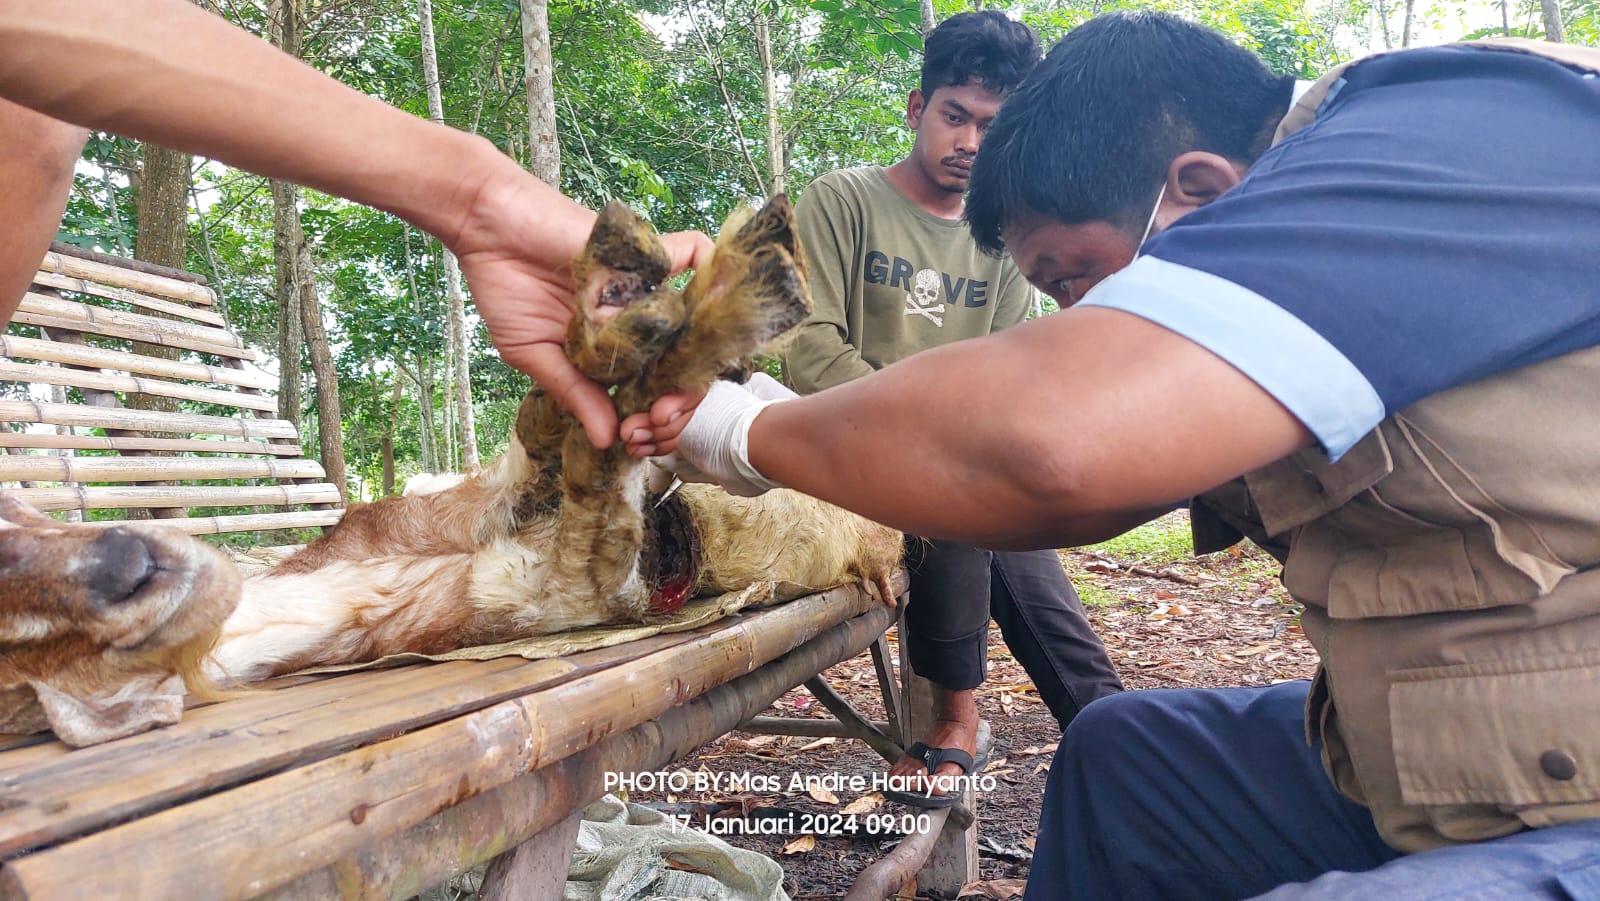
507, 344, 619, 448
659, 230, 715, 275
650, 388, 706, 427
621, 411, 667, 458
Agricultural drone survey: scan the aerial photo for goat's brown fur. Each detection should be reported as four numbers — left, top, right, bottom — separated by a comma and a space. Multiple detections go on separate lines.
0, 196, 902, 747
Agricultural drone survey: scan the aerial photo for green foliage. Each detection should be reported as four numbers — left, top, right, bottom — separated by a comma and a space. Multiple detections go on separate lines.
1086, 514, 1195, 564
1075, 580, 1122, 607
46, 0, 1557, 498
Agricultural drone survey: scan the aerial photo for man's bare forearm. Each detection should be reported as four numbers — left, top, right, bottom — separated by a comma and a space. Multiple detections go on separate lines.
0, 99, 86, 322
0, 0, 585, 247
747, 307, 1313, 549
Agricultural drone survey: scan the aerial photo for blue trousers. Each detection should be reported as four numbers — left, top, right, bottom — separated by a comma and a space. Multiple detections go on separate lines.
1028, 682, 1600, 900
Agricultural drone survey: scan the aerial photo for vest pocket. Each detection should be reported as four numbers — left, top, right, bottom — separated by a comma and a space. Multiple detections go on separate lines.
1390, 651, 1600, 816
1322, 503, 1486, 619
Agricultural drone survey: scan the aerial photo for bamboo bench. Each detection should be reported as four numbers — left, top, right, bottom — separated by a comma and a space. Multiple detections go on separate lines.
1, 243, 342, 536
0, 248, 972, 898
0, 579, 902, 900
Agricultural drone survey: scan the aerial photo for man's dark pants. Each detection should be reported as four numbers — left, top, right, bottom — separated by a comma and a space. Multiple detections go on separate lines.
904, 538, 1123, 731
1028, 681, 1600, 900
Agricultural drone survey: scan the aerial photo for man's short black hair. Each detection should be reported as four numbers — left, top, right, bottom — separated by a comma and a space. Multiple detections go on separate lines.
966, 10, 1295, 254
921, 10, 1041, 101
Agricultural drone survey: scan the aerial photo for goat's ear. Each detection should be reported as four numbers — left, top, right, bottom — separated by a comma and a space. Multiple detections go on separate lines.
29, 677, 185, 747
0, 494, 56, 528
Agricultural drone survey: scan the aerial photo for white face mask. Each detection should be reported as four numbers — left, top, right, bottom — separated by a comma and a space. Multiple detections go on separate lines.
1135, 182, 1168, 257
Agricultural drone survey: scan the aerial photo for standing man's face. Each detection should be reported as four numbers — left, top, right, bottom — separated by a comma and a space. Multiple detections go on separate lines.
905, 80, 1006, 195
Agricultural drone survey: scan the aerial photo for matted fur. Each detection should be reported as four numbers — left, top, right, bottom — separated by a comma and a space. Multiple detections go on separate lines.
0, 196, 902, 746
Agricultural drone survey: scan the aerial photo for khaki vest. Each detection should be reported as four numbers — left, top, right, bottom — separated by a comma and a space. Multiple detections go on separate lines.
1194, 38, 1600, 854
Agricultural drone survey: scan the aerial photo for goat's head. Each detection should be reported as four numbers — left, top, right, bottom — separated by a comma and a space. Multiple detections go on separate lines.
0, 495, 239, 746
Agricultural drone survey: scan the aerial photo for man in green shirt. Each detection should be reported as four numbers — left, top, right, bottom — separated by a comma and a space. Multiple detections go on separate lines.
781, 10, 1123, 804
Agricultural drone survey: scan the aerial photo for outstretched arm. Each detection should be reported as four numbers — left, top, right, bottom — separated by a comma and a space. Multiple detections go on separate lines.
0, 0, 711, 447
0, 99, 85, 324
631, 306, 1312, 549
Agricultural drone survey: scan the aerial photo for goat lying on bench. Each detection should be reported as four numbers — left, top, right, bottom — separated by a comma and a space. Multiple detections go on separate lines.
0, 197, 903, 747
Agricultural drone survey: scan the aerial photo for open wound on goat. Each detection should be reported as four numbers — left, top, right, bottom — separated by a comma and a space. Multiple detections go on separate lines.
644, 492, 701, 614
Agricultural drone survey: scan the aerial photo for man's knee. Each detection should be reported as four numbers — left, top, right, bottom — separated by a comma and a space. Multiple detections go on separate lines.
1058, 689, 1175, 776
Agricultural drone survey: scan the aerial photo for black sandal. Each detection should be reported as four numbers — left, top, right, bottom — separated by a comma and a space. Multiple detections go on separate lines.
882, 741, 975, 809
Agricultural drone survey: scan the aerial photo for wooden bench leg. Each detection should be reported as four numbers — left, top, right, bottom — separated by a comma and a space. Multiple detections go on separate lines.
478, 809, 582, 901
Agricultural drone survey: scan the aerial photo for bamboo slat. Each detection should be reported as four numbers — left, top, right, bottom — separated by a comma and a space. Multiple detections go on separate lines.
0, 433, 302, 457
0, 456, 325, 483
10, 311, 259, 362
0, 643, 684, 854
0, 360, 277, 413
30, 271, 227, 327
75, 509, 346, 536
38, 250, 216, 306
18, 292, 241, 349
0, 580, 894, 860
11, 483, 342, 512
0, 334, 277, 390
0, 401, 298, 439
47, 242, 206, 286
0, 594, 899, 900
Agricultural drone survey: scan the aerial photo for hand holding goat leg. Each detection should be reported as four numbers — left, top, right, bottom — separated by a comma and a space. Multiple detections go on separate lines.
1, 196, 902, 746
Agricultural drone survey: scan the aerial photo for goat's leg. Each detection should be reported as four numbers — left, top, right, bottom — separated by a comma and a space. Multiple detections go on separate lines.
567, 201, 689, 384
648, 197, 812, 394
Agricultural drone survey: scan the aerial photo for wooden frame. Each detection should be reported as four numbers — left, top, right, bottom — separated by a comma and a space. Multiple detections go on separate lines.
2, 245, 341, 534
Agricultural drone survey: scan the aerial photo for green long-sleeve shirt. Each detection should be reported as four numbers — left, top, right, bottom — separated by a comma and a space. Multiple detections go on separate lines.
781, 166, 1036, 394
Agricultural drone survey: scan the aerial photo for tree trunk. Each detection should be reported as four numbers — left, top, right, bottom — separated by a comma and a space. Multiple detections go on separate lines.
1541, 0, 1565, 40
1501, 0, 1512, 36
268, 0, 305, 427
1374, 0, 1394, 49
753, 13, 784, 196
271, 180, 305, 425
296, 239, 347, 503
382, 368, 402, 496
1401, 0, 1416, 47
417, 0, 479, 471
920, 0, 937, 34
129, 139, 193, 519
521, 0, 561, 185
401, 226, 438, 473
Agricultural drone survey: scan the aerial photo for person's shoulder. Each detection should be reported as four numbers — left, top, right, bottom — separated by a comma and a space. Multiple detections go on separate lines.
797, 167, 884, 222
804, 166, 887, 200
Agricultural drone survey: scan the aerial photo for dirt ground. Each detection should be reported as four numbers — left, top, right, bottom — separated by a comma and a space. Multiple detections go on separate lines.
629, 512, 1316, 900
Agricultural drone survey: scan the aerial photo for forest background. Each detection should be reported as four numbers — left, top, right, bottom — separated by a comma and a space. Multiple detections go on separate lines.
46, 0, 1600, 506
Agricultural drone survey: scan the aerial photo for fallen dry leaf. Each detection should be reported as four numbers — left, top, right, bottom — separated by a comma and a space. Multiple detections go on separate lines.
982, 758, 1010, 772
796, 736, 836, 752
957, 878, 1028, 899
781, 835, 816, 855
1017, 743, 1058, 757
807, 785, 840, 805
1023, 837, 1036, 852
841, 792, 883, 815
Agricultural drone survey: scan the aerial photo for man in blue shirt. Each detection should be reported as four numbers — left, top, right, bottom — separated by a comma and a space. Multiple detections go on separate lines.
638, 11, 1600, 899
